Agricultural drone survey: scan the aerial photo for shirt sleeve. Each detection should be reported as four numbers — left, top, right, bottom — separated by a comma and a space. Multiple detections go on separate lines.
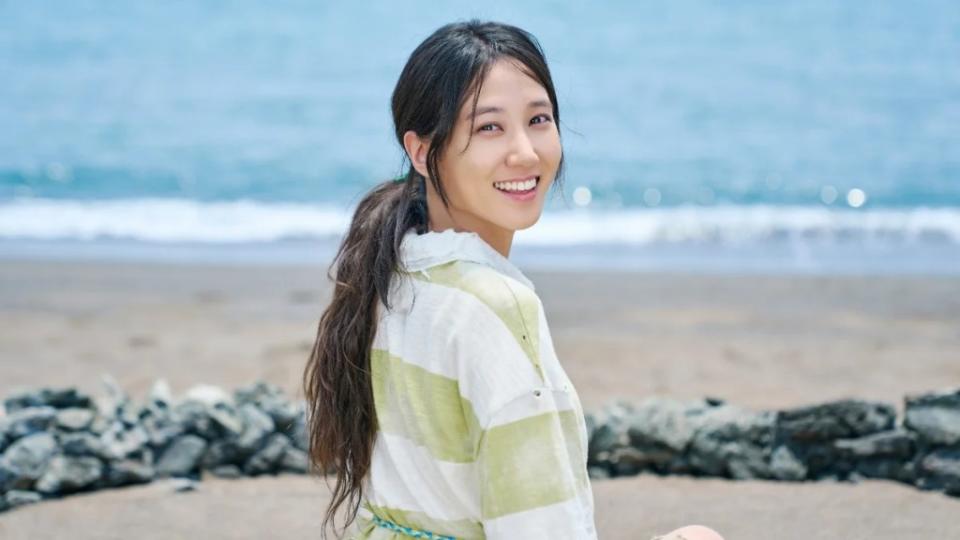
475, 386, 597, 539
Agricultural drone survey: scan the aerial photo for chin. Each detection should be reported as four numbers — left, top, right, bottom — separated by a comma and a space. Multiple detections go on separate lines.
503, 211, 543, 232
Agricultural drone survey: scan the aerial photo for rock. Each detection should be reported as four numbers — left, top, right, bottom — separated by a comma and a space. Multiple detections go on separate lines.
236, 403, 274, 453
831, 429, 918, 482
769, 445, 807, 481
156, 435, 207, 477
148, 379, 174, 410
687, 404, 776, 479
587, 466, 611, 480
587, 401, 633, 463
285, 410, 309, 452
201, 439, 244, 469
99, 424, 150, 460
184, 384, 232, 409
279, 446, 309, 474
8, 378, 957, 513
858, 458, 916, 484
235, 381, 301, 429
904, 388, 960, 446
588, 422, 622, 463
916, 447, 960, 495
140, 409, 185, 449
774, 400, 898, 479
4, 406, 57, 439
776, 399, 896, 443
181, 384, 244, 437
87, 414, 112, 436
35, 455, 104, 494
171, 477, 199, 492
60, 432, 109, 458
704, 396, 727, 407
173, 400, 220, 440
4, 489, 42, 509
833, 429, 917, 460
609, 446, 665, 476
0, 432, 57, 491
4, 387, 94, 413
105, 456, 156, 487
243, 433, 290, 475
208, 405, 244, 438
97, 375, 138, 427
626, 398, 702, 454
785, 441, 855, 479
55, 408, 95, 432
210, 464, 243, 479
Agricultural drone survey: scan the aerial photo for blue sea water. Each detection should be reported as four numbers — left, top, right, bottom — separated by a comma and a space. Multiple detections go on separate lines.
1, 1, 958, 273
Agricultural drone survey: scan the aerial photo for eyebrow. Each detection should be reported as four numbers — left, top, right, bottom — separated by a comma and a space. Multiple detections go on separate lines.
466, 99, 552, 120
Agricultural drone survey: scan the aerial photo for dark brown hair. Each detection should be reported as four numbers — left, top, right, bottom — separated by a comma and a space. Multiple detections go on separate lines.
302, 19, 564, 538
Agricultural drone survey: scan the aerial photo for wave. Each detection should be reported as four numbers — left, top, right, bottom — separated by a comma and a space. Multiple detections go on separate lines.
1, 198, 959, 246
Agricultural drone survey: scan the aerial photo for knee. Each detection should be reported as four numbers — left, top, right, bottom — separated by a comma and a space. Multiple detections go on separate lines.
669, 524, 725, 540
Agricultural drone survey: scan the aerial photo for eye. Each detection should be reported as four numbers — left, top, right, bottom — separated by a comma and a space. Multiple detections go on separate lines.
531, 113, 553, 124
476, 114, 553, 133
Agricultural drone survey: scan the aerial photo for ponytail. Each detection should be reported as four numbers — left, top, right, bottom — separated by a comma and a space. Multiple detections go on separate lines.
302, 168, 426, 539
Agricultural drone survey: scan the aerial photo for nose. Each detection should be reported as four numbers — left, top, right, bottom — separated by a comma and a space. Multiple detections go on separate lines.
505, 130, 539, 169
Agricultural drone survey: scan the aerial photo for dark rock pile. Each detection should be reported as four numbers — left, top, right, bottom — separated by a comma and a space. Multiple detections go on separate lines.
0, 377, 310, 513
586, 389, 960, 498
2, 379, 958, 514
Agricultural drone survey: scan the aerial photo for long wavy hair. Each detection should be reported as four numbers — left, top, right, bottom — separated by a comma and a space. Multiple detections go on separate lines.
302, 19, 565, 538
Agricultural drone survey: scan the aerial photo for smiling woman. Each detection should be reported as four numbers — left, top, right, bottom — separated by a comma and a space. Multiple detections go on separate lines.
301, 19, 722, 540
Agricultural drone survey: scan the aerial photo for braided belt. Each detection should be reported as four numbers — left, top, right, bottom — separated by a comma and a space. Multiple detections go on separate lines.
370, 514, 457, 540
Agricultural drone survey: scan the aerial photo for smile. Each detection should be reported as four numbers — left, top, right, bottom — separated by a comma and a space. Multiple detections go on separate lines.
493, 176, 539, 199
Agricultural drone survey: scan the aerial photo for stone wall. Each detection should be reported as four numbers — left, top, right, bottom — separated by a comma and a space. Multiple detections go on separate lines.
1, 377, 958, 513
586, 391, 960, 496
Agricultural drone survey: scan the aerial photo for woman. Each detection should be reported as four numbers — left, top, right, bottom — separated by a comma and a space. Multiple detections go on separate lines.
303, 19, 724, 540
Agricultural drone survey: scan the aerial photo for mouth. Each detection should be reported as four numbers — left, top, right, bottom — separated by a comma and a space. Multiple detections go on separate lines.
493, 175, 540, 199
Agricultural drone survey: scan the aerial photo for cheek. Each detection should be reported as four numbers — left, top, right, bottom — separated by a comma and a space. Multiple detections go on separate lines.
439, 153, 491, 209
457, 148, 500, 186
541, 134, 562, 169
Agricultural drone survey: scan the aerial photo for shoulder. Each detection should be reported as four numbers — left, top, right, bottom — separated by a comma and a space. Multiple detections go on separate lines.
410, 261, 548, 413
409, 260, 542, 328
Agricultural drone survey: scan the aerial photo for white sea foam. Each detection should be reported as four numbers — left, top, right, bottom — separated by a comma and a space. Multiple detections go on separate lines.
0, 198, 351, 243
1, 198, 959, 246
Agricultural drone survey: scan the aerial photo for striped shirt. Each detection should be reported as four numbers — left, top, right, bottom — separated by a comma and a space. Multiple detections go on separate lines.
347, 227, 597, 539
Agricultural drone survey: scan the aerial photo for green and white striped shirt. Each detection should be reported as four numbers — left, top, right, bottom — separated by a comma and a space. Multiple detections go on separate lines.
348, 228, 596, 540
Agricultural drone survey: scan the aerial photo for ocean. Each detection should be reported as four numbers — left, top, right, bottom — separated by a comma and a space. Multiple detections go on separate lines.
2, 1, 958, 273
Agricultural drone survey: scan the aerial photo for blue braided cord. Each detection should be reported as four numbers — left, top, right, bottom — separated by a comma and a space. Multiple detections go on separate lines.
370, 514, 457, 540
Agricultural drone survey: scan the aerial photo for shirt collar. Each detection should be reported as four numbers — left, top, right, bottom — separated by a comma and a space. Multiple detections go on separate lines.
398, 228, 535, 291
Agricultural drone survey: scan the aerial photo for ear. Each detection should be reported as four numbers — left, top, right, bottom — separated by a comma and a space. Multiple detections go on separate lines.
402, 130, 431, 179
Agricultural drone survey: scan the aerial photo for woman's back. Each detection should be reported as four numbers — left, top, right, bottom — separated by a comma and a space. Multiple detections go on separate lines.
349, 228, 596, 539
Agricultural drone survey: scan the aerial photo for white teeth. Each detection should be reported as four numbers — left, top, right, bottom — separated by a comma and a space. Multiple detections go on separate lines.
494, 177, 538, 192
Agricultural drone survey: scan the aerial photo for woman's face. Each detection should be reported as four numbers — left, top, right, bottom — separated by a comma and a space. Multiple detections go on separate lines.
434, 58, 561, 239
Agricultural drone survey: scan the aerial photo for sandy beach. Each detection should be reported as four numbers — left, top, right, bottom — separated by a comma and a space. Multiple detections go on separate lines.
1, 259, 959, 538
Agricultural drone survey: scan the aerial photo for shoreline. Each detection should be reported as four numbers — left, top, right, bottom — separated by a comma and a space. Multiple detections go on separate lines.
2, 235, 960, 276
